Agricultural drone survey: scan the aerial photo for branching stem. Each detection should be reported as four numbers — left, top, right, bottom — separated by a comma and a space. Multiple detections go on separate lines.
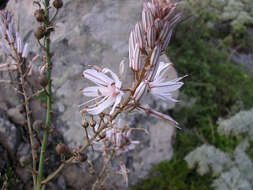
41, 49, 154, 185
36, 0, 53, 189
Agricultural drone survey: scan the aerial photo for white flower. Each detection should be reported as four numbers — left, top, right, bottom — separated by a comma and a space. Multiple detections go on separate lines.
148, 62, 185, 102
80, 68, 124, 115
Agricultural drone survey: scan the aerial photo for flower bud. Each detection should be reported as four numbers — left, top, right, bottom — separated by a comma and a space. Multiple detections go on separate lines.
34, 26, 46, 40
53, 0, 63, 9
56, 143, 69, 155
34, 9, 45, 22
39, 74, 49, 87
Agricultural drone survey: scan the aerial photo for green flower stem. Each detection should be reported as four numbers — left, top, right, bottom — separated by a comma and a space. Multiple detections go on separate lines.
37, 0, 52, 189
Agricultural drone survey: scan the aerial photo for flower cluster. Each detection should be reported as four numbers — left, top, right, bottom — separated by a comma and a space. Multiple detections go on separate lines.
81, 0, 184, 124
0, 10, 30, 71
79, 0, 185, 185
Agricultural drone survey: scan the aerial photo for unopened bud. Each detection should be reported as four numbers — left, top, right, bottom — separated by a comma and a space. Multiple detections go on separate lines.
34, 9, 45, 22
53, 0, 63, 9
39, 74, 49, 87
78, 153, 88, 162
56, 143, 69, 155
34, 26, 46, 40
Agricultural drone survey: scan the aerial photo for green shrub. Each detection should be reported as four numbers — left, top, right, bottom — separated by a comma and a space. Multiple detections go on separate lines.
132, 3, 253, 189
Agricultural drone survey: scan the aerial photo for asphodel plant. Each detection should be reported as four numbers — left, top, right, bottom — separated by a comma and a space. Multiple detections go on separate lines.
0, 0, 186, 189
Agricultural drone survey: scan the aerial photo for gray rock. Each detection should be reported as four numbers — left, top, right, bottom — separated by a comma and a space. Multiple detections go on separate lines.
7, 107, 26, 126
57, 176, 67, 190
5, 0, 179, 188
16, 143, 32, 167
0, 145, 7, 172
0, 110, 21, 159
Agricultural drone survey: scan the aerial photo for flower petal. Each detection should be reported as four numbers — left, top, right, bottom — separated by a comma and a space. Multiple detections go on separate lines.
83, 69, 113, 86
82, 86, 105, 97
86, 96, 115, 115
110, 93, 122, 115
102, 68, 122, 89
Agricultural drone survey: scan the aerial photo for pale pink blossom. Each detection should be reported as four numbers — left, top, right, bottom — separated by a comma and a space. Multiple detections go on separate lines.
148, 62, 185, 102
80, 68, 124, 115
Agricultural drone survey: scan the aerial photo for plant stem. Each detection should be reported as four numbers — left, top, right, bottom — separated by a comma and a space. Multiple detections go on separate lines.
17, 59, 37, 189
92, 149, 116, 190
37, 0, 52, 189
41, 50, 154, 184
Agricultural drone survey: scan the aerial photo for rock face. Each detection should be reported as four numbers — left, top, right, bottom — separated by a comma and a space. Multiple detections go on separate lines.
3, 0, 179, 188
0, 109, 21, 160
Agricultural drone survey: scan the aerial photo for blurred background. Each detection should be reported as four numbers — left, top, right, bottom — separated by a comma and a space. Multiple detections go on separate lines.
0, 0, 253, 189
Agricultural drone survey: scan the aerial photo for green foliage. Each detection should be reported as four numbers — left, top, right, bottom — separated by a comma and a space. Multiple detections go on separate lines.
37, 91, 56, 104
168, 20, 253, 150
37, 91, 48, 104
132, 158, 213, 190
0, 165, 20, 189
246, 139, 253, 162
132, 2, 253, 189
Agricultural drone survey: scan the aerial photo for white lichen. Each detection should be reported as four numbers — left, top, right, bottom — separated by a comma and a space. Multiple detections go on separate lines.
218, 108, 253, 137
184, 144, 232, 176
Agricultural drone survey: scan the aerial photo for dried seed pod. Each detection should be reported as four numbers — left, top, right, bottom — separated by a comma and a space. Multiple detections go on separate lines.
31, 140, 40, 150
39, 74, 49, 87
82, 121, 89, 128
53, 0, 63, 9
33, 120, 43, 131
56, 143, 69, 155
34, 25, 46, 40
89, 120, 96, 127
99, 131, 106, 139
78, 153, 88, 162
34, 9, 45, 22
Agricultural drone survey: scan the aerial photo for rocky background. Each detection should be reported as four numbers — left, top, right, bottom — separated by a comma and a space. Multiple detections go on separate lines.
1, 0, 253, 190
0, 0, 179, 189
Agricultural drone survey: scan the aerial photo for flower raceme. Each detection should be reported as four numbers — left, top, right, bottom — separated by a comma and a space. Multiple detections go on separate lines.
80, 68, 124, 115
127, 0, 184, 126
79, 1, 185, 185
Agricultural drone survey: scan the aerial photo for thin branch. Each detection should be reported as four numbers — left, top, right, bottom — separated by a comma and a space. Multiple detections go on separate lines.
92, 148, 116, 190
